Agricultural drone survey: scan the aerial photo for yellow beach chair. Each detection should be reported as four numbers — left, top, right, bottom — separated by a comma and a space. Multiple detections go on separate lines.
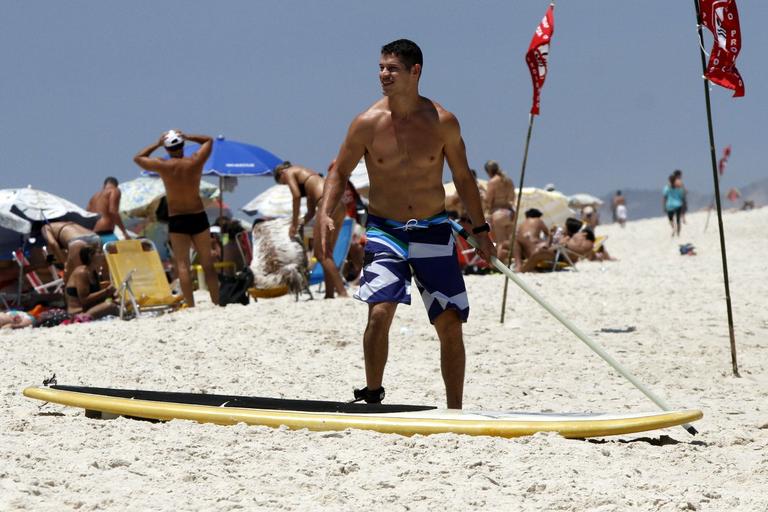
104, 239, 183, 319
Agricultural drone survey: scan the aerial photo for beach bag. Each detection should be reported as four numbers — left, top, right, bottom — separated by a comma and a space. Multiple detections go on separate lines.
218, 266, 255, 306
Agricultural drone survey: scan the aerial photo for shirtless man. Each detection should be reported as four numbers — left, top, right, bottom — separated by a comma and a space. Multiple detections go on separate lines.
317, 39, 493, 409
512, 208, 553, 273
133, 130, 220, 307
40, 221, 101, 283
87, 177, 130, 244
483, 160, 516, 260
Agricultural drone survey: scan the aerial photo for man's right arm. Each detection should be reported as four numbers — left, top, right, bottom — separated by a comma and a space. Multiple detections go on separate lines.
133, 137, 173, 173
319, 115, 369, 257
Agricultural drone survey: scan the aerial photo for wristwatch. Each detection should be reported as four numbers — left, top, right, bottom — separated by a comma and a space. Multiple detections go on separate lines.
472, 222, 491, 234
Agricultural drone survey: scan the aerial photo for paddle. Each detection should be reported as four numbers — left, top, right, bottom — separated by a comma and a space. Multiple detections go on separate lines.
450, 220, 698, 436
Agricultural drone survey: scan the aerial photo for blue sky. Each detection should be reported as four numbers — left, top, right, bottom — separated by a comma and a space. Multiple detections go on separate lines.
1, 1, 765, 213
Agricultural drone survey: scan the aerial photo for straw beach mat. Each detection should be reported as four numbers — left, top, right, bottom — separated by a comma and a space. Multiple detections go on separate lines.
249, 218, 307, 298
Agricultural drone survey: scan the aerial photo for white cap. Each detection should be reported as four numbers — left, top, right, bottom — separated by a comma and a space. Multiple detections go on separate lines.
544, 183, 556, 192
163, 130, 184, 148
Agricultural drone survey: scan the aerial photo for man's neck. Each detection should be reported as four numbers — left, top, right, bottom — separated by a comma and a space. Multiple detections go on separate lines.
387, 91, 420, 117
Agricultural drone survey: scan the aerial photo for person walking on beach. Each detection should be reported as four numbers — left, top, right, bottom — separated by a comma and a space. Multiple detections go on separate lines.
133, 130, 220, 307
87, 177, 130, 244
316, 39, 494, 409
612, 190, 627, 227
483, 160, 516, 261
663, 173, 685, 237
273, 161, 348, 298
672, 169, 688, 224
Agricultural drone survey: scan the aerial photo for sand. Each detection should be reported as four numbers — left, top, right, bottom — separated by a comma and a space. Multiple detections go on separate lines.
2, 208, 767, 511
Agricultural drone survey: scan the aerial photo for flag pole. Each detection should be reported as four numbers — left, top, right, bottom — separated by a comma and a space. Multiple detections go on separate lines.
692, 0, 740, 377
500, 0, 555, 323
500, 113, 534, 323
452, 220, 698, 436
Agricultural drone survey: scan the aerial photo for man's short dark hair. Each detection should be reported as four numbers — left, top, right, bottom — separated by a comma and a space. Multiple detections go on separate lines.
104, 177, 118, 186
525, 208, 543, 218
381, 39, 423, 72
565, 217, 583, 236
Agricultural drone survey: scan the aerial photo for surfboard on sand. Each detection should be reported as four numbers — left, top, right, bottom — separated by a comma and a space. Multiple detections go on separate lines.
23, 385, 703, 439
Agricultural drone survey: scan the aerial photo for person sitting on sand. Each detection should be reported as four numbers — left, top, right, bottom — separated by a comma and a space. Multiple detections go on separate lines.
561, 217, 595, 259
65, 245, 119, 320
0, 310, 35, 329
559, 217, 615, 262
484, 160, 516, 261
513, 208, 554, 272
39, 221, 101, 283
274, 161, 347, 298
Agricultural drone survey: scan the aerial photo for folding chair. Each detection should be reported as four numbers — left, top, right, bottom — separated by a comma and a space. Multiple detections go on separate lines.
12, 248, 64, 294
104, 239, 183, 319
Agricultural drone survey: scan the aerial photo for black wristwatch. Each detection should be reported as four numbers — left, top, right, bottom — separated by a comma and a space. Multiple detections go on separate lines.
472, 222, 491, 234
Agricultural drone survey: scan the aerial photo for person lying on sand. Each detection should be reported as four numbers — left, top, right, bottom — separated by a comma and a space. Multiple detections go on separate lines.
0, 310, 35, 329
513, 208, 554, 272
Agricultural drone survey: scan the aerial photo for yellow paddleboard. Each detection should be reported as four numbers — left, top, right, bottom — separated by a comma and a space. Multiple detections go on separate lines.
23, 385, 703, 439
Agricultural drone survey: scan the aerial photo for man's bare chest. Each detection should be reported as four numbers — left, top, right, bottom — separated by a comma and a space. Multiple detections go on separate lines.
368, 118, 443, 168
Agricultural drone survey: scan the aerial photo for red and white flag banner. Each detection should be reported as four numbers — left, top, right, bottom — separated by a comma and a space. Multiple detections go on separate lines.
718, 145, 732, 175
526, 4, 555, 115
700, 0, 745, 97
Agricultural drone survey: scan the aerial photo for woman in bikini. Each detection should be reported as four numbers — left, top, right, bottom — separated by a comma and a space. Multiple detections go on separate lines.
274, 161, 347, 298
39, 221, 101, 283
65, 245, 119, 319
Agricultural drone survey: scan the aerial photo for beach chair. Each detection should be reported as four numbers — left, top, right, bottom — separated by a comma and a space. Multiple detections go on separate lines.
306, 217, 354, 294
12, 248, 64, 294
104, 239, 183, 319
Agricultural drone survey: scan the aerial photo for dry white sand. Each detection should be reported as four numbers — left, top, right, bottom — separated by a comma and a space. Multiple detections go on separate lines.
2, 208, 767, 511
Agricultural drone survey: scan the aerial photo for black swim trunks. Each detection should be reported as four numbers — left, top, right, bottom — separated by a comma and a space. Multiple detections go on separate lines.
168, 211, 210, 235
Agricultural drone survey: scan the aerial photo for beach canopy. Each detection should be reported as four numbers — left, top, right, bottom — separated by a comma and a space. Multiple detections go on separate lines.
119, 176, 220, 219
568, 193, 604, 209
242, 184, 307, 218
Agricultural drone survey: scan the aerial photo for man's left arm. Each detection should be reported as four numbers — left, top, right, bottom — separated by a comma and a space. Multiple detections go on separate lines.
108, 189, 129, 238
442, 113, 494, 262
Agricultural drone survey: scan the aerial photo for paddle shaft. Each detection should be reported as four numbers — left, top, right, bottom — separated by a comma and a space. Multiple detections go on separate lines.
451, 220, 698, 436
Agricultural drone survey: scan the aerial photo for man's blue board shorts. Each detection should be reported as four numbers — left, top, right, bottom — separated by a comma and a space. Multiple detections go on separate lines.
354, 212, 469, 324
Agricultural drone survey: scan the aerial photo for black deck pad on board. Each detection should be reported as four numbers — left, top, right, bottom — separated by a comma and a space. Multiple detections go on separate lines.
52, 385, 437, 414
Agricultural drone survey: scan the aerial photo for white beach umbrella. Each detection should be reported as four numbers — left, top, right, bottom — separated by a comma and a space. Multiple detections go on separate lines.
119, 176, 220, 219
349, 159, 370, 198
568, 193, 604, 209
0, 187, 99, 229
518, 187, 574, 228
241, 184, 307, 218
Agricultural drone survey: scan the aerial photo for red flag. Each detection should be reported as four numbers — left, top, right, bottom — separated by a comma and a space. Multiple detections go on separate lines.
526, 4, 555, 115
700, 0, 745, 97
718, 145, 731, 175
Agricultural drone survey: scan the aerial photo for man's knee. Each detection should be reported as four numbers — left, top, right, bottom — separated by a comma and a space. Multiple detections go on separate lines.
367, 303, 396, 330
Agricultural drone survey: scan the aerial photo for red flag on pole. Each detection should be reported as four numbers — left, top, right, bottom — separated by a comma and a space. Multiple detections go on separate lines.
699, 0, 745, 97
526, 4, 555, 115
718, 145, 732, 175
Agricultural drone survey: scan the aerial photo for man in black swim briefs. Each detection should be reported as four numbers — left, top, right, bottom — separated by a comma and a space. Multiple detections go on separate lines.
133, 130, 220, 307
